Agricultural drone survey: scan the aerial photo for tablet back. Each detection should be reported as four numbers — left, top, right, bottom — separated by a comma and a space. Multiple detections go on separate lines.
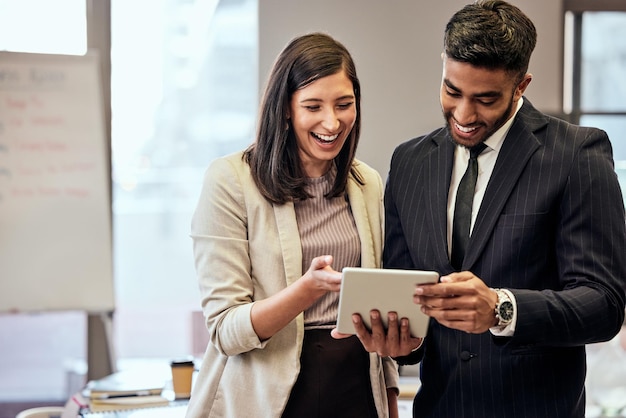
336, 267, 439, 337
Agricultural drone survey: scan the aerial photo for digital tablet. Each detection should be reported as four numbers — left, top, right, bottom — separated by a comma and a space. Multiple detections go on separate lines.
336, 267, 439, 337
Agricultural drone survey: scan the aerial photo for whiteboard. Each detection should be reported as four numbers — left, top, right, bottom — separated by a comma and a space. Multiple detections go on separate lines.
0, 51, 114, 313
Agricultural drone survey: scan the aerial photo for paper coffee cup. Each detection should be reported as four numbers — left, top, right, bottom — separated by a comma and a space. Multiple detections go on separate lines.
170, 359, 194, 399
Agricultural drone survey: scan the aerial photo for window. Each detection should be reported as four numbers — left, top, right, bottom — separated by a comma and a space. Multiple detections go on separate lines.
110, 0, 257, 359
563, 2, 626, 196
564, 1, 626, 414
0, 0, 257, 402
0, 0, 87, 55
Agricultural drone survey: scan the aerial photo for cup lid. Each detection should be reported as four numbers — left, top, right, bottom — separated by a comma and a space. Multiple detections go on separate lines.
170, 359, 194, 367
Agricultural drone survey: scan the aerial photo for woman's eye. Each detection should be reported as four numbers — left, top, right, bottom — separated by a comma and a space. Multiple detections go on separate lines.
337, 102, 354, 109
304, 105, 321, 111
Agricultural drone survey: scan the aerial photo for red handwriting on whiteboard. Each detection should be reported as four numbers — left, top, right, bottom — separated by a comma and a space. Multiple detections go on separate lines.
5, 97, 27, 109
31, 116, 65, 126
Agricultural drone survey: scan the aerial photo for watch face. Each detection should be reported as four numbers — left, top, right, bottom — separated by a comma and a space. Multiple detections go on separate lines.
499, 301, 514, 321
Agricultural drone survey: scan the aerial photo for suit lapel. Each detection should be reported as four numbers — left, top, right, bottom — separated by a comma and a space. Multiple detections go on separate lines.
464, 100, 548, 269
426, 133, 456, 268
347, 178, 376, 268
273, 201, 302, 285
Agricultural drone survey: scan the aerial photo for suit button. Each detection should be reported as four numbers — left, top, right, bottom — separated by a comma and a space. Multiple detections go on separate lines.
460, 350, 475, 361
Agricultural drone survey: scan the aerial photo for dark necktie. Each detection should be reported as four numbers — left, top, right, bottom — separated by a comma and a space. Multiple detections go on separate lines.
451, 142, 487, 271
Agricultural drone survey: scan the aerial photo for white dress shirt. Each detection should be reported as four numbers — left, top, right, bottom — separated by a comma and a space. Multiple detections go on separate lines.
446, 98, 524, 336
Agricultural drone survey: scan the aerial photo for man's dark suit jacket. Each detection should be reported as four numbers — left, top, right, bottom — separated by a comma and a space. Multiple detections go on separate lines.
384, 99, 626, 418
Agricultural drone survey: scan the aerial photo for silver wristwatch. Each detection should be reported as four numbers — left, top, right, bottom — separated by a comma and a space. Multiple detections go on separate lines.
493, 288, 514, 327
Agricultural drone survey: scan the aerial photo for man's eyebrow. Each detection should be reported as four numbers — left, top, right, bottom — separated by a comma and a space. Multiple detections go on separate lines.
443, 78, 502, 98
443, 78, 461, 92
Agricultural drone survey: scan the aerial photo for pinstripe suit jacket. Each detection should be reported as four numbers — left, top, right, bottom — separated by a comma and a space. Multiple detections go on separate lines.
384, 99, 626, 418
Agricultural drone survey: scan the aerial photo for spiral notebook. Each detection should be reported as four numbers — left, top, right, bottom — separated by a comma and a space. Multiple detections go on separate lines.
87, 395, 170, 413
80, 401, 188, 418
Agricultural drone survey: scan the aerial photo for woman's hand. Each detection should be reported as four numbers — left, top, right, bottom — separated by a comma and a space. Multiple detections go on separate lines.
300, 255, 342, 295
251, 255, 340, 340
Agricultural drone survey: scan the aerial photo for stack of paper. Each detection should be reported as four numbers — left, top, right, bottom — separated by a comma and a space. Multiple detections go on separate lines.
88, 395, 170, 412
84, 370, 169, 413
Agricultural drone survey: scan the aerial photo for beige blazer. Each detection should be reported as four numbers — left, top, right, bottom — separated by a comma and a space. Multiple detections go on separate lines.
186, 151, 398, 418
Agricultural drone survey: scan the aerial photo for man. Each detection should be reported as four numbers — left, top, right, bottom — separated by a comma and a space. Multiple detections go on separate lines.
352, 1, 626, 417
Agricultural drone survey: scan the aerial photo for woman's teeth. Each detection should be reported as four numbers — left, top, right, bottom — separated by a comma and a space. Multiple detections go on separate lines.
313, 133, 339, 142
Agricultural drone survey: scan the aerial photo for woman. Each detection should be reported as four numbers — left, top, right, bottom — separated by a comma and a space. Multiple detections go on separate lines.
186, 32, 399, 418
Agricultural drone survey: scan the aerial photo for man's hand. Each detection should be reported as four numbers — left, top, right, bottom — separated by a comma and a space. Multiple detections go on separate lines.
414, 271, 498, 333
332, 310, 422, 357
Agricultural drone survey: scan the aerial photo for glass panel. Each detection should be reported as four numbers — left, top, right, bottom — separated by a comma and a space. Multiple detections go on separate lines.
581, 12, 626, 112
581, 115, 626, 160
0, 312, 87, 401
581, 115, 626, 205
110, 0, 257, 360
0, 0, 86, 55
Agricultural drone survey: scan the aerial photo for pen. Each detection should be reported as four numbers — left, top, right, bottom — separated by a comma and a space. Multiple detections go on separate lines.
72, 395, 88, 408
91, 390, 155, 400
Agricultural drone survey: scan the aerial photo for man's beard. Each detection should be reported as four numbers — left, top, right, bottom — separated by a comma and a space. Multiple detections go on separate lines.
443, 96, 515, 147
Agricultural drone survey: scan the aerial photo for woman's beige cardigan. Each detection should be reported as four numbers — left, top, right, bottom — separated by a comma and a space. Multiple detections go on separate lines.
186, 151, 399, 418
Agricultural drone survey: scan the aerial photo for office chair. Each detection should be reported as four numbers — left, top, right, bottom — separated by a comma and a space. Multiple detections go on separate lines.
15, 406, 65, 418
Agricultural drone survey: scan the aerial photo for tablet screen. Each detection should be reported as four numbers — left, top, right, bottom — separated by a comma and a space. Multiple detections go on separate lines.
336, 267, 439, 337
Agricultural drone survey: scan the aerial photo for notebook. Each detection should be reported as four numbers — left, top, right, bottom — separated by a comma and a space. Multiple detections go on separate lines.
84, 370, 166, 399
88, 395, 170, 413
80, 402, 188, 418
80, 369, 170, 414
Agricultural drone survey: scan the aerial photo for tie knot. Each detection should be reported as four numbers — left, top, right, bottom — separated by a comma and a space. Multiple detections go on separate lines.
469, 143, 487, 159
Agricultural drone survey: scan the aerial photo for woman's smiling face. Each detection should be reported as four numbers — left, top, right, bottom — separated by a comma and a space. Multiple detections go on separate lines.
289, 69, 356, 178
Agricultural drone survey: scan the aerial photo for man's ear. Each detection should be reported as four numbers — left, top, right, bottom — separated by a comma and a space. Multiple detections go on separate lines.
514, 73, 533, 100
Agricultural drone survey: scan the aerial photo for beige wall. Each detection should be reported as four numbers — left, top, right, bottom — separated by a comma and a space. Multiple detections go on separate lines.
259, 1, 563, 177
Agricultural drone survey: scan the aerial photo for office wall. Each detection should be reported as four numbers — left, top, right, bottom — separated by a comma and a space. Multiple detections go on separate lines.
259, 1, 562, 177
